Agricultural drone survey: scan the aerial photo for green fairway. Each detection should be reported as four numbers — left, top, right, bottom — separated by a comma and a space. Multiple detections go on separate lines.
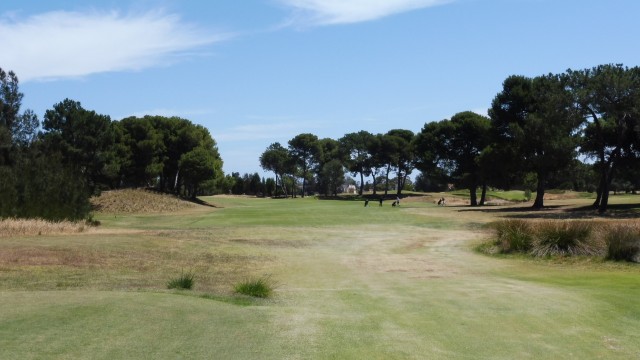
1, 195, 639, 359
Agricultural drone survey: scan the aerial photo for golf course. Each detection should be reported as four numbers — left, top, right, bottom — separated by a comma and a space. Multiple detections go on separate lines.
1, 191, 639, 359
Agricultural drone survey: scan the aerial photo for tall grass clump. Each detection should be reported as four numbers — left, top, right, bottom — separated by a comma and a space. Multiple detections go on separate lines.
605, 224, 640, 262
0, 218, 89, 237
167, 270, 195, 290
491, 220, 533, 253
234, 275, 275, 298
531, 221, 599, 257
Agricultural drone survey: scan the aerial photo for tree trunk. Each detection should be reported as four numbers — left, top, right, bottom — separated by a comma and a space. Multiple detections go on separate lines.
479, 183, 488, 206
593, 176, 603, 209
281, 174, 288, 198
469, 184, 478, 206
292, 175, 297, 198
598, 164, 616, 213
532, 173, 545, 209
396, 172, 407, 196
599, 178, 610, 213
358, 171, 365, 196
384, 164, 391, 196
371, 172, 378, 195
174, 169, 180, 194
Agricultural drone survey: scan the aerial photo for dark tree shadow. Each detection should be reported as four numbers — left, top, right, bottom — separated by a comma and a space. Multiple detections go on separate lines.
457, 203, 640, 220
190, 197, 219, 208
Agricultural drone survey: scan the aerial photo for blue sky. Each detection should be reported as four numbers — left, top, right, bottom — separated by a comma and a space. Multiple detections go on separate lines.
2, 0, 639, 178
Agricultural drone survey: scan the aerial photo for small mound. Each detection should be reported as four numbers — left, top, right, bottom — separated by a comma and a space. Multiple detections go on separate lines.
91, 189, 196, 213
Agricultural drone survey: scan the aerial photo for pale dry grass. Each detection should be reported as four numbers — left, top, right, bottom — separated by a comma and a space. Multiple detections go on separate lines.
91, 188, 196, 213
0, 218, 89, 237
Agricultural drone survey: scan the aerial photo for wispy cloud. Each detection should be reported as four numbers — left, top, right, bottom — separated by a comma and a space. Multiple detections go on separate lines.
277, 0, 452, 26
0, 10, 229, 82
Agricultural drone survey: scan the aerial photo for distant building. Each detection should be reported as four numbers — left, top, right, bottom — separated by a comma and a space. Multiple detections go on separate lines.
342, 184, 357, 194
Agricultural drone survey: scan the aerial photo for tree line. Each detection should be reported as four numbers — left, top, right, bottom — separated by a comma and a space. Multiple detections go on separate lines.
0, 68, 224, 220
259, 64, 640, 213
2, 63, 638, 219
259, 130, 418, 198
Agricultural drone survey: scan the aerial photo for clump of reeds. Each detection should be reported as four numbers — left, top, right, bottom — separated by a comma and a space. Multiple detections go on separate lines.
0, 218, 89, 237
491, 219, 534, 253
234, 275, 276, 298
167, 270, 196, 290
604, 223, 640, 262
530, 221, 600, 257
486, 219, 640, 261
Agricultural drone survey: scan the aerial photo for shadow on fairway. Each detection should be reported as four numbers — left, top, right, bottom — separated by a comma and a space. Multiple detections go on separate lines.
456, 203, 640, 220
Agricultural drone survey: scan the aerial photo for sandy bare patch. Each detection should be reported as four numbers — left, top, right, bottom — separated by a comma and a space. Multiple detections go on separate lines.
340, 228, 492, 280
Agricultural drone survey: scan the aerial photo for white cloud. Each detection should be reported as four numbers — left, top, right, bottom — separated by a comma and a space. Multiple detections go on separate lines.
278, 0, 452, 26
0, 10, 228, 82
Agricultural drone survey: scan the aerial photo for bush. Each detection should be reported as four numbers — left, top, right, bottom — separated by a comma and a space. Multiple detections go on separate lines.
531, 221, 599, 257
491, 220, 533, 253
167, 270, 195, 290
605, 225, 640, 262
234, 275, 275, 298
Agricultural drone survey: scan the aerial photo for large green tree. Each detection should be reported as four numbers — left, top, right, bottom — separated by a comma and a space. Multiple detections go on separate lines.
386, 129, 415, 196
118, 116, 164, 187
260, 142, 291, 197
316, 138, 344, 196
116, 116, 223, 196
414, 120, 454, 192
339, 131, 376, 195
179, 146, 222, 199
320, 159, 345, 196
1, 68, 39, 166
567, 64, 640, 213
447, 112, 491, 205
416, 112, 491, 205
489, 73, 582, 208
288, 133, 321, 197
0, 70, 92, 220
42, 99, 114, 194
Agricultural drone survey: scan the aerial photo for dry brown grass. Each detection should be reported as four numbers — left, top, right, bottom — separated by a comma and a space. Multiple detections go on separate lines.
91, 188, 196, 213
0, 224, 276, 292
0, 218, 89, 237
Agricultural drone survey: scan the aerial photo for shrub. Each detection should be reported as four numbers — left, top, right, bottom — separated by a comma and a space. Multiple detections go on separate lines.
530, 221, 599, 257
491, 220, 533, 253
605, 225, 640, 262
167, 270, 195, 290
234, 275, 274, 298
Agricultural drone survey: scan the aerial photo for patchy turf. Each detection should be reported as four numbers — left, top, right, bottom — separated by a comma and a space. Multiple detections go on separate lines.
1, 195, 639, 359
